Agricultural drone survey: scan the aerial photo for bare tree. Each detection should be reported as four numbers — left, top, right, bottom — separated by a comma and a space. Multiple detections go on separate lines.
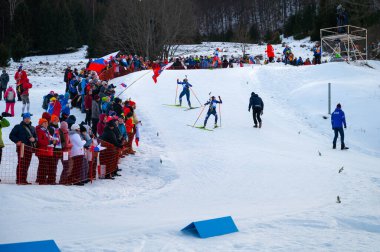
101, 0, 195, 59
7, 0, 23, 25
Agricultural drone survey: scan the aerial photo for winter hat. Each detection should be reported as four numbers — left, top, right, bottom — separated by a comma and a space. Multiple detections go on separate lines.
337, 103, 341, 108
101, 97, 108, 102
251, 92, 255, 96
79, 124, 87, 132
22, 112, 32, 119
58, 94, 64, 100
129, 100, 136, 107
42, 112, 51, 122
51, 114, 59, 123
38, 118, 48, 125
71, 124, 80, 131
18, 65, 23, 71
50, 97, 57, 101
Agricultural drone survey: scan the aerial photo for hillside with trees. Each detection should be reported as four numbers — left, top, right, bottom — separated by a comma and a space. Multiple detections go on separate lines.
0, 0, 379, 65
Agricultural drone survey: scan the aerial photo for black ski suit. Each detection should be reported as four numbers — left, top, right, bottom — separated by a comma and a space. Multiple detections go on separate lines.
248, 94, 264, 126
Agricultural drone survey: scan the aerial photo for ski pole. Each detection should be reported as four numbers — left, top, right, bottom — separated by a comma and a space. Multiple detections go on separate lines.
219, 103, 222, 127
190, 87, 202, 106
175, 81, 179, 105
116, 70, 151, 98
192, 105, 206, 127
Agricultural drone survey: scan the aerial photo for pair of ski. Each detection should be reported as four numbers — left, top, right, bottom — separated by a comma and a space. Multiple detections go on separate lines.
163, 104, 200, 111
187, 124, 218, 131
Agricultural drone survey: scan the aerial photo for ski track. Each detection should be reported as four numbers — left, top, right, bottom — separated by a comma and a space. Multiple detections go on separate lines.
1, 44, 380, 251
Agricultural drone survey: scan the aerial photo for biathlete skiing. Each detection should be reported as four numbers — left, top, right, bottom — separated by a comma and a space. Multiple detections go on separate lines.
202, 95, 222, 128
177, 78, 193, 108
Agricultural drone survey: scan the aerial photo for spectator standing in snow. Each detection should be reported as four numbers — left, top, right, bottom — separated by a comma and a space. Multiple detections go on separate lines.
91, 94, 101, 136
68, 123, 86, 186
331, 103, 348, 150
4, 85, 16, 116
265, 44, 275, 63
0, 115, 10, 164
20, 78, 33, 116
248, 92, 264, 128
283, 45, 292, 65
14, 65, 27, 101
9, 112, 37, 184
64, 66, 72, 93
313, 42, 322, 64
0, 69, 10, 100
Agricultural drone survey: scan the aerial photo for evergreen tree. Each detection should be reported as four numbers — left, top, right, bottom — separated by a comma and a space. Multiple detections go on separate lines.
0, 43, 10, 67
11, 33, 28, 62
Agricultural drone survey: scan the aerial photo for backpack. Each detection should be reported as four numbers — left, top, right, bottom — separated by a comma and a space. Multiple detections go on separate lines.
7, 90, 15, 101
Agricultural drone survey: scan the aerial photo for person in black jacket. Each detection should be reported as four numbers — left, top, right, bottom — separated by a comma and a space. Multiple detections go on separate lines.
112, 98, 123, 117
101, 120, 122, 148
0, 69, 10, 100
9, 113, 37, 184
248, 92, 264, 128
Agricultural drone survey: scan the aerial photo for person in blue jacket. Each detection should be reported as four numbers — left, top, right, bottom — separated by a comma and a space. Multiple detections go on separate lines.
177, 78, 193, 108
313, 42, 322, 64
203, 96, 222, 128
331, 103, 348, 150
283, 45, 292, 65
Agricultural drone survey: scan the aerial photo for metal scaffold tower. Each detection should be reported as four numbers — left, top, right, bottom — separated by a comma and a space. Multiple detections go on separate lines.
320, 25, 367, 63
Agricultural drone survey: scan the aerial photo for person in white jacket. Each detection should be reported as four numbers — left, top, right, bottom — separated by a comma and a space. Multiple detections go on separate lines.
68, 124, 86, 186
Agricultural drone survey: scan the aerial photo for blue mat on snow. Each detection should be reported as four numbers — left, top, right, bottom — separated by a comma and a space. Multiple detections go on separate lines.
181, 216, 238, 238
0, 240, 60, 252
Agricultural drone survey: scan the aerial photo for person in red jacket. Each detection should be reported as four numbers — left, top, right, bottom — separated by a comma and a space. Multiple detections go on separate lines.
97, 114, 108, 137
35, 118, 55, 184
84, 90, 93, 126
47, 97, 62, 117
265, 44, 275, 63
20, 78, 33, 116
14, 65, 28, 101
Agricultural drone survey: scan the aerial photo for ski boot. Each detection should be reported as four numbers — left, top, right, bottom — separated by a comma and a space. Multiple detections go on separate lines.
253, 124, 258, 128
214, 123, 218, 128
259, 122, 262, 128
341, 144, 349, 150
333, 143, 336, 149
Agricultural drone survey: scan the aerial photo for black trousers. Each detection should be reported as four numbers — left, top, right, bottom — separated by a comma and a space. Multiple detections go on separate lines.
315, 55, 321, 64
333, 127, 344, 146
92, 118, 99, 137
85, 109, 92, 126
252, 107, 262, 126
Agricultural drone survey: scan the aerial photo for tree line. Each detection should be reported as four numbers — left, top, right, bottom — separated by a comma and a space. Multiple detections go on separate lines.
0, 0, 379, 66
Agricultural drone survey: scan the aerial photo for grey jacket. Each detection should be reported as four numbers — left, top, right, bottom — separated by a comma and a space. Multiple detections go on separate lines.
91, 100, 101, 119
0, 73, 9, 89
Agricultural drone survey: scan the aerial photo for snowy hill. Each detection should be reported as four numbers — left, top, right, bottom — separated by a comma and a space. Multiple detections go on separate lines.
1, 43, 380, 251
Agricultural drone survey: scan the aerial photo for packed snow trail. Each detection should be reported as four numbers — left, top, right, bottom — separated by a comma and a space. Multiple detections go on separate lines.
0, 47, 379, 251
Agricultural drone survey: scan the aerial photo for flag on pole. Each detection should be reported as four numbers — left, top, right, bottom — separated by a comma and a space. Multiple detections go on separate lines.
152, 62, 174, 83
120, 83, 127, 88
87, 58, 107, 73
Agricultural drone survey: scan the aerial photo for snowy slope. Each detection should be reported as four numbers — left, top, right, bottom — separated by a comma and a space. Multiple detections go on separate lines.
1, 45, 380, 252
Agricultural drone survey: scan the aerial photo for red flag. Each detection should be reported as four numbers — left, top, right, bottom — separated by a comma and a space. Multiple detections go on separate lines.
152, 62, 174, 83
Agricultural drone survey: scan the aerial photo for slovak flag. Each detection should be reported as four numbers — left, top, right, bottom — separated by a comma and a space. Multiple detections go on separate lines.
152, 62, 174, 83
120, 83, 127, 88
87, 58, 107, 73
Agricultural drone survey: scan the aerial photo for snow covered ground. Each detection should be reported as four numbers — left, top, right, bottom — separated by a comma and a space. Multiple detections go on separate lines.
1, 42, 380, 252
